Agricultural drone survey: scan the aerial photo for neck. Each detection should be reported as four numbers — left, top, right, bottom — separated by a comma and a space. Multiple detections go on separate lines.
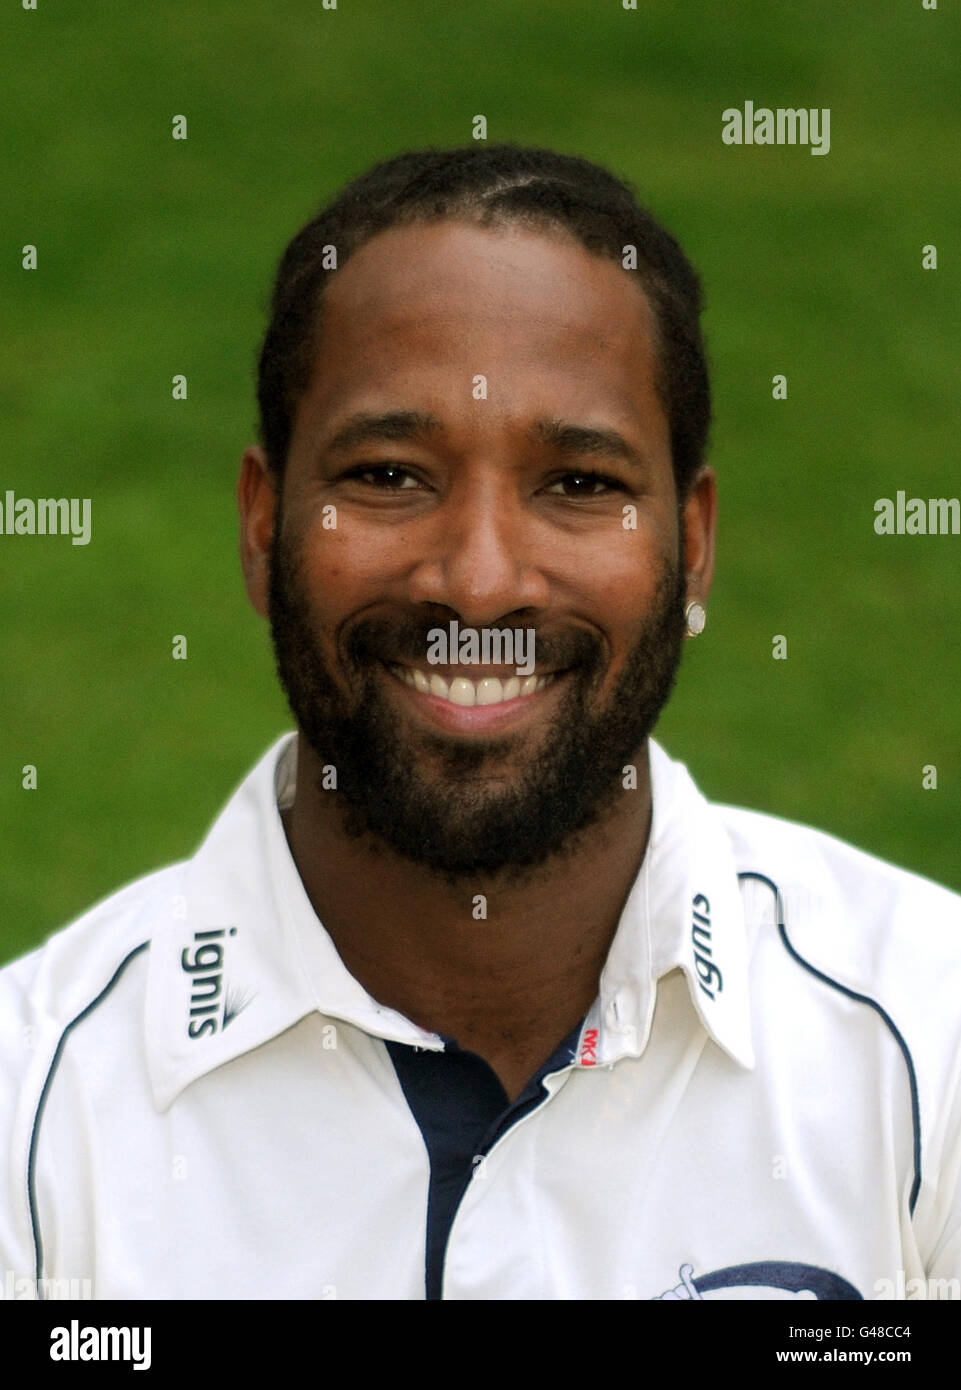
282, 735, 653, 1095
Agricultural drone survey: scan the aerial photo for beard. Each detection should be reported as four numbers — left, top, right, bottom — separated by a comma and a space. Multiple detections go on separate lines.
267, 521, 688, 881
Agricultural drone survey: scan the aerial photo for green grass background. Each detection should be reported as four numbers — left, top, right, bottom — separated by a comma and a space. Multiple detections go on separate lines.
1, 0, 958, 965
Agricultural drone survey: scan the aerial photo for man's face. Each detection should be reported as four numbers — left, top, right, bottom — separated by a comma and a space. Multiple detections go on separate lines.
248, 219, 711, 878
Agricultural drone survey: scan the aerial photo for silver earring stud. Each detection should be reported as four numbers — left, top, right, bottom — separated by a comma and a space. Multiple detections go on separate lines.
685, 601, 706, 637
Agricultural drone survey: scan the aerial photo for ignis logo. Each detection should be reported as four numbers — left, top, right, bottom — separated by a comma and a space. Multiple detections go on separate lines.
181, 927, 253, 1039
691, 894, 723, 1000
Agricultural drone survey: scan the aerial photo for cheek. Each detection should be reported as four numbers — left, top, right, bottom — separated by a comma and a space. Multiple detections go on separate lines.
296, 525, 368, 607
561, 519, 674, 619
298, 512, 433, 602
274, 524, 347, 653
565, 529, 677, 677
291, 523, 420, 662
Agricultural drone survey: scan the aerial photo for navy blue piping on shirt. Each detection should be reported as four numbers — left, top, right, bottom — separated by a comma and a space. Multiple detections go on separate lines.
386, 1020, 583, 1300
738, 870, 922, 1217
27, 940, 150, 1300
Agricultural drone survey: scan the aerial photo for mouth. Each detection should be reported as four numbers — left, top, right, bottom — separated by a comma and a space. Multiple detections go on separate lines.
387, 662, 556, 706
380, 660, 565, 734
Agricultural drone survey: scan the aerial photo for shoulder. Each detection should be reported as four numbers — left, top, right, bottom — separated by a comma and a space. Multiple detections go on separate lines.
716, 798, 961, 1091
0, 734, 295, 1095
0, 734, 295, 1029
717, 799, 961, 948
0, 864, 186, 1282
710, 797, 961, 1256
0, 862, 186, 1057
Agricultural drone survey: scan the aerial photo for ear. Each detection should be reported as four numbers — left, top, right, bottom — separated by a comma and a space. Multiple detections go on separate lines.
681, 465, 717, 607
238, 446, 278, 620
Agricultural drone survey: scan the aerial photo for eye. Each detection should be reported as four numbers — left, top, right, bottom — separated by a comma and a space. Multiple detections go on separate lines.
545, 471, 625, 498
344, 464, 420, 490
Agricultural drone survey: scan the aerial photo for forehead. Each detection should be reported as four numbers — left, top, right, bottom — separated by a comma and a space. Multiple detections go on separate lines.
292, 219, 669, 460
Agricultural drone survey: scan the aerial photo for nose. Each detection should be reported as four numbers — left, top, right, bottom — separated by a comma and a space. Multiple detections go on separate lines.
406, 478, 550, 626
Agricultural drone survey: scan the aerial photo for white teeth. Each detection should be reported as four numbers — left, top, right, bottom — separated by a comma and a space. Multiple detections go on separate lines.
391, 664, 556, 706
448, 677, 476, 707
475, 677, 503, 706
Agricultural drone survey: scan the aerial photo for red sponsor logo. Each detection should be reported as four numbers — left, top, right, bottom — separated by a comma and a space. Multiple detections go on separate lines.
579, 1027, 599, 1066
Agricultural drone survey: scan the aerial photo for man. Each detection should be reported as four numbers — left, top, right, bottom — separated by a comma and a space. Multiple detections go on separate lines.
1, 144, 959, 1302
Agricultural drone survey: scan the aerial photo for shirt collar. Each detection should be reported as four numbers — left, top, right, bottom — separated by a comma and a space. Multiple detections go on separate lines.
144, 733, 444, 1111
145, 732, 753, 1110
579, 738, 754, 1073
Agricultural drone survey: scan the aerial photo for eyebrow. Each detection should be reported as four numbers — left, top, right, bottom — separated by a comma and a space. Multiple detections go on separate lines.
324, 410, 443, 454
532, 418, 645, 470
322, 410, 645, 469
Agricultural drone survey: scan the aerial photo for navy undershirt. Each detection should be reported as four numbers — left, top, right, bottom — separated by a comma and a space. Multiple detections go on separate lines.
386, 1020, 584, 1300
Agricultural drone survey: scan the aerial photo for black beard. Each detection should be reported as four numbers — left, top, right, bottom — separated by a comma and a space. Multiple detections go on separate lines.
267, 523, 687, 881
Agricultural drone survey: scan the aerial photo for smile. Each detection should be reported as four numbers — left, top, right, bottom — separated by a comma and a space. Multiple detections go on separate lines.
386, 663, 556, 707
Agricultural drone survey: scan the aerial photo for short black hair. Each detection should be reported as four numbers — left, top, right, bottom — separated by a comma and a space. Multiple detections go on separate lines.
255, 143, 711, 498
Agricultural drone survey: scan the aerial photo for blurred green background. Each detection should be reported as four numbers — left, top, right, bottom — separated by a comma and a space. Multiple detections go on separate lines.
1, 0, 958, 965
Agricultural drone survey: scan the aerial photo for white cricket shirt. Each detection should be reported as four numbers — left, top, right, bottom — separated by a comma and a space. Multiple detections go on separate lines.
1, 733, 960, 1301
